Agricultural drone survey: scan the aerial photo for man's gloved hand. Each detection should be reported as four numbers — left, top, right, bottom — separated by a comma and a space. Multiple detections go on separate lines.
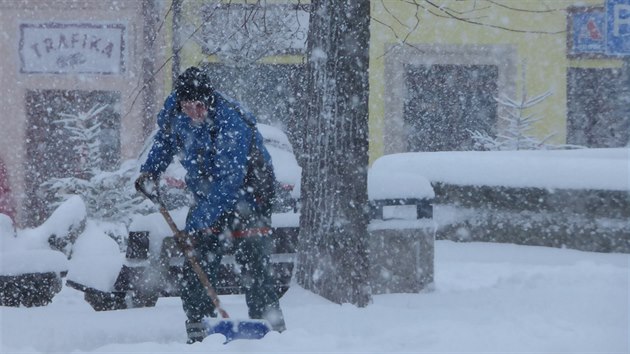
134, 172, 157, 195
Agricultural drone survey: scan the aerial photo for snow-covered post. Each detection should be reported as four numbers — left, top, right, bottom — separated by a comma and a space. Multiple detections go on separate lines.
367, 169, 435, 294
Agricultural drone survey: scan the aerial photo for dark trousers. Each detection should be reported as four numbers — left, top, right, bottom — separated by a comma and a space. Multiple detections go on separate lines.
180, 231, 282, 323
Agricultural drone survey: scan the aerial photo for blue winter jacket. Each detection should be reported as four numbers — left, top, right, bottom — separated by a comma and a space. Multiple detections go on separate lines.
140, 91, 274, 234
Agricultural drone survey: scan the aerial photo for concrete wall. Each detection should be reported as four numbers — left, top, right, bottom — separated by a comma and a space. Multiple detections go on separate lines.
433, 183, 630, 253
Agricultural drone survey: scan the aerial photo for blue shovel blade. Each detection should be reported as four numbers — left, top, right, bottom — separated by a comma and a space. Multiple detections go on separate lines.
204, 319, 271, 343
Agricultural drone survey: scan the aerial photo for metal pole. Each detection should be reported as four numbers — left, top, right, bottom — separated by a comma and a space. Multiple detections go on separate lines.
172, 0, 183, 86
141, 0, 158, 139
624, 57, 630, 146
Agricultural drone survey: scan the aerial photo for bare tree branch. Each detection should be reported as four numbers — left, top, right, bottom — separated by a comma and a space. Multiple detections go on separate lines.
423, 0, 566, 34
423, 0, 491, 16
124, 6, 207, 121
374, 0, 424, 59
380, 0, 411, 29
486, 0, 564, 13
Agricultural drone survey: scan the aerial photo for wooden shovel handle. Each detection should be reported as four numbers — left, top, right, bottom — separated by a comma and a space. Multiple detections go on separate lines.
157, 206, 230, 319
136, 176, 231, 319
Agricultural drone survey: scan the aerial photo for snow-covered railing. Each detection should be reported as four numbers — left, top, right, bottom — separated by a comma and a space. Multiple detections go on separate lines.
371, 148, 629, 192
372, 148, 630, 253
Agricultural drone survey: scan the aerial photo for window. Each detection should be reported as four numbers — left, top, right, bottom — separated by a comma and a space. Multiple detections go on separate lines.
404, 64, 498, 152
567, 67, 630, 147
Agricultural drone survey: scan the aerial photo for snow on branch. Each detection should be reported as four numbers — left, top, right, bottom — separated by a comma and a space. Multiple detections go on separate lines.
471, 62, 578, 151
39, 104, 148, 225
184, 1, 309, 66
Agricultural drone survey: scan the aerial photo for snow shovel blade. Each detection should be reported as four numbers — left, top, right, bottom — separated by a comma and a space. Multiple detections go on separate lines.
204, 319, 271, 343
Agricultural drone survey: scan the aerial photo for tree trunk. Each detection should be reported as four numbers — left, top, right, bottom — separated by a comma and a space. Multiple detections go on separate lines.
296, 0, 371, 307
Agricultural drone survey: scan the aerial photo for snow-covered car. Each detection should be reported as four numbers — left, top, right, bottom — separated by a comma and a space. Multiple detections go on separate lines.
66, 124, 302, 311
257, 123, 302, 213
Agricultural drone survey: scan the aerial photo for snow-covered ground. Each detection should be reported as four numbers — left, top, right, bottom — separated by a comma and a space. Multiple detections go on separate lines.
1, 240, 628, 353
2, 147, 628, 352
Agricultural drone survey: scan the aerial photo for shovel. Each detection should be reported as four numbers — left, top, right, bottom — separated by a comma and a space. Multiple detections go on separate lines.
135, 177, 270, 343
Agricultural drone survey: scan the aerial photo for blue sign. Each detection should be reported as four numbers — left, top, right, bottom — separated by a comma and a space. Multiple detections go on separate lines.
606, 0, 630, 56
572, 11, 606, 55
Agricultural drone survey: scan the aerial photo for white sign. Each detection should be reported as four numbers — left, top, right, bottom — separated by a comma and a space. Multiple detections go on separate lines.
19, 22, 126, 74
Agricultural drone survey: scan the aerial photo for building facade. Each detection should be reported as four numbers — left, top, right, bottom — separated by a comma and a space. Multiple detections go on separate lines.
1, 0, 627, 226
0, 0, 168, 226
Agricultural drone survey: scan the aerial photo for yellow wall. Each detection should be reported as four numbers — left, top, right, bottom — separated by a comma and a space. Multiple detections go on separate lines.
369, 0, 623, 162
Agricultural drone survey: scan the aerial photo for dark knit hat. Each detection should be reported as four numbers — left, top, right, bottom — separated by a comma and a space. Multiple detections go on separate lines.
174, 66, 214, 108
